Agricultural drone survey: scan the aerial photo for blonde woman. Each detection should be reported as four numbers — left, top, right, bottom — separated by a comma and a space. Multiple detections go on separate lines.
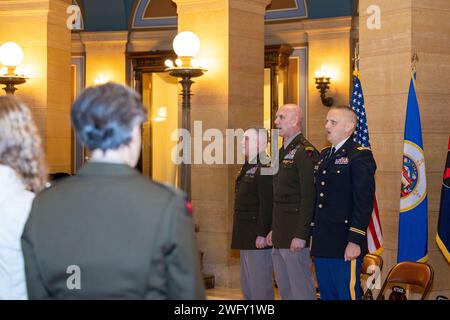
0, 95, 47, 300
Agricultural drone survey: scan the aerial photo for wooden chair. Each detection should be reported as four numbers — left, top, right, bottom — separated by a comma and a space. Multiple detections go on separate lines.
376, 261, 434, 300
361, 254, 383, 300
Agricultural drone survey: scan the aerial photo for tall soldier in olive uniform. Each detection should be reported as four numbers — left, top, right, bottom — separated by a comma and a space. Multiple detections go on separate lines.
311, 105, 376, 300
231, 127, 274, 300
267, 104, 319, 300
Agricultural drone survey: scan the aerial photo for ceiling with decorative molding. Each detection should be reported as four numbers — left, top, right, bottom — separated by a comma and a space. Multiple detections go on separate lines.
75, 0, 354, 32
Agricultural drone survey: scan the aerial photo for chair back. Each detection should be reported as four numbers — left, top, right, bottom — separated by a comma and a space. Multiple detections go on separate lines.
361, 254, 383, 300
376, 261, 434, 300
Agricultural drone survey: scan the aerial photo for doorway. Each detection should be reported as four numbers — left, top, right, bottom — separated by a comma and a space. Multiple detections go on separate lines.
141, 72, 179, 186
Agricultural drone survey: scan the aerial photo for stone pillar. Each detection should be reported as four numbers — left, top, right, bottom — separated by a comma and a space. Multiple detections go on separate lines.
305, 18, 352, 149
0, 0, 72, 173
173, 0, 271, 287
82, 32, 128, 87
359, 0, 450, 297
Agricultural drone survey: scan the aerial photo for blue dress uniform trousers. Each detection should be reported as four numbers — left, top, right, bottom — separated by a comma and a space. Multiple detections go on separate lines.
314, 257, 362, 300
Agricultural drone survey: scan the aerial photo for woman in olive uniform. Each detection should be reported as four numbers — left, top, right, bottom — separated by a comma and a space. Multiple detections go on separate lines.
22, 83, 205, 299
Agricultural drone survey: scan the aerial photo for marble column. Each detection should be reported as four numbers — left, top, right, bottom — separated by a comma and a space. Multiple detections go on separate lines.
359, 0, 450, 298
0, 0, 72, 173
173, 0, 271, 287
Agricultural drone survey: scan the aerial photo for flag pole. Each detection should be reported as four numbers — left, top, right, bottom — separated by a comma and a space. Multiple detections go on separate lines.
353, 42, 360, 75
349, 42, 384, 255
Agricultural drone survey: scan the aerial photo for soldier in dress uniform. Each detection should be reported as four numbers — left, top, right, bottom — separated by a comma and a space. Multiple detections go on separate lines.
266, 104, 319, 300
231, 127, 274, 300
311, 105, 376, 300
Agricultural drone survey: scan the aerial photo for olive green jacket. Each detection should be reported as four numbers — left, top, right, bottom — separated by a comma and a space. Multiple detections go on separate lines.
272, 133, 320, 248
21, 162, 205, 300
231, 155, 273, 250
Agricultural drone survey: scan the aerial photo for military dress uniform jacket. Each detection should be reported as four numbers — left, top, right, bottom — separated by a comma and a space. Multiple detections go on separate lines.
21, 162, 205, 300
272, 133, 320, 249
311, 138, 376, 259
231, 156, 273, 250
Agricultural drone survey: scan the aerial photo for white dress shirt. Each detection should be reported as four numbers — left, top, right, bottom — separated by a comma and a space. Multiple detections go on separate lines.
333, 136, 351, 152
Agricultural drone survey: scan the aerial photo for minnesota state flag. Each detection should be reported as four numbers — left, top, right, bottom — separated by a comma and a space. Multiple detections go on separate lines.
436, 137, 450, 263
398, 71, 428, 263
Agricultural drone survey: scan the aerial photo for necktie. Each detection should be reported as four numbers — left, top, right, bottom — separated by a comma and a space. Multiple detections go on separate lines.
328, 147, 336, 159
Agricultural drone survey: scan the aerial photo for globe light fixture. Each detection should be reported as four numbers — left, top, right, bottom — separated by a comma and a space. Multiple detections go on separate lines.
0, 42, 27, 94
173, 31, 200, 58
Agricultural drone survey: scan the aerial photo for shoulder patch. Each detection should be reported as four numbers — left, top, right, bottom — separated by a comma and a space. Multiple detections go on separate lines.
186, 200, 193, 216
305, 146, 316, 158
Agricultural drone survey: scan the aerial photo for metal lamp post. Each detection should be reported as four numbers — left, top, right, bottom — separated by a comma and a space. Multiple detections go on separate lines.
165, 31, 214, 289
165, 31, 207, 198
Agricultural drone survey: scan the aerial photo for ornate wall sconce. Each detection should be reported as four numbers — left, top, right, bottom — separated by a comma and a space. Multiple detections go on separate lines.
165, 31, 207, 197
0, 42, 27, 95
314, 65, 334, 107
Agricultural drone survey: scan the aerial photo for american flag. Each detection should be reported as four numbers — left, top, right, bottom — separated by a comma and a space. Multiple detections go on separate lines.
350, 72, 384, 254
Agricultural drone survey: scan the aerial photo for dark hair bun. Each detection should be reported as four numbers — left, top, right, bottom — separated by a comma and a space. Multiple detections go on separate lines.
71, 83, 147, 151
82, 125, 117, 150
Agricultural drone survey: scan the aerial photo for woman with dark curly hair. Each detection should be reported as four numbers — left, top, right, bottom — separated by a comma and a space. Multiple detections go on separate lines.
0, 95, 47, 300
21, 83, 205, 299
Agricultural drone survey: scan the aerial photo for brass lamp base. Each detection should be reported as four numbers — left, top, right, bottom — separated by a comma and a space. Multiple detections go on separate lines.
0, 75, 27, 94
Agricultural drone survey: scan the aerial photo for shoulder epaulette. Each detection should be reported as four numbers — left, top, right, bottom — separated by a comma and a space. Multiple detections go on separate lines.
357, 146, 371, 151
321, 146, 330, 152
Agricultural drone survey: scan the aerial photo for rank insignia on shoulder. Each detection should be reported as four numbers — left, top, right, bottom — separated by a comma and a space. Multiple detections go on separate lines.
357, 146, 371, 151
335, 157, 349, 165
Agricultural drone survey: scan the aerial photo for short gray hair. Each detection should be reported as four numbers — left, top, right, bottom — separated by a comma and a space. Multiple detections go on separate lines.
71, 83, 147, 151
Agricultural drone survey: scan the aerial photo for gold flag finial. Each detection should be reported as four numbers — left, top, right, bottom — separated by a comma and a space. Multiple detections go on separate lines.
411, 48, 419, 72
